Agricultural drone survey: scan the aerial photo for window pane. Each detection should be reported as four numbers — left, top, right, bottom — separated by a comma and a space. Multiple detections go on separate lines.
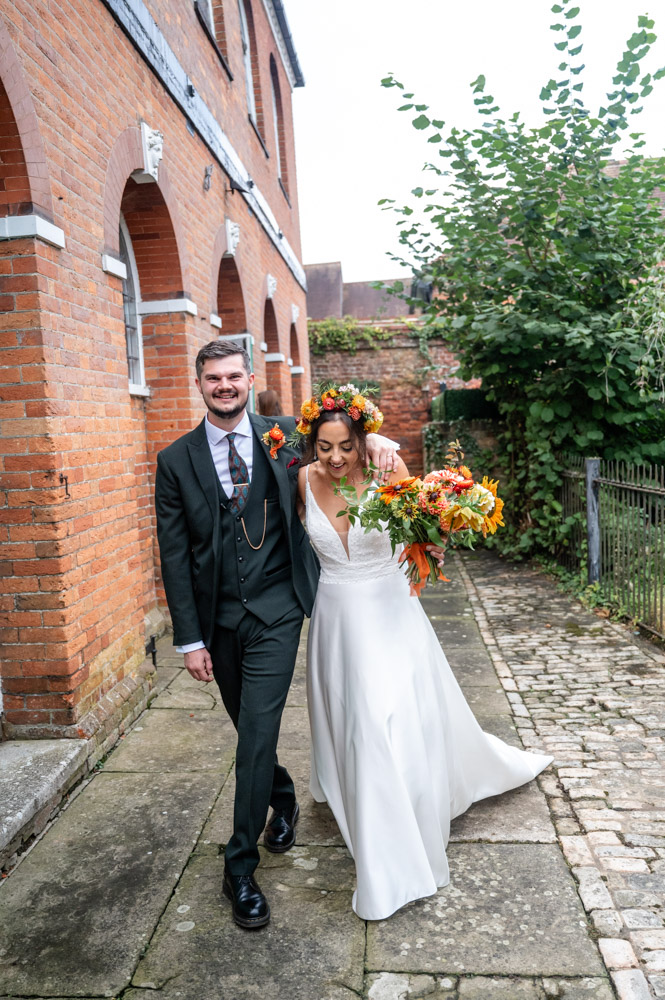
238, 0, 256, 120
119, 227, 142, 386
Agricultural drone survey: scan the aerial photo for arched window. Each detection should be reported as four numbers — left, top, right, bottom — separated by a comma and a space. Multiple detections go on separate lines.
118, 217, 146, 392
238, 0, 264, 138
239, 0, 256, 122
270, 55, 289, 196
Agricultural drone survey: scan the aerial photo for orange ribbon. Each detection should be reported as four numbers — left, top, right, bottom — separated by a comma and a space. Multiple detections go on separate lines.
399, 542, 450, 597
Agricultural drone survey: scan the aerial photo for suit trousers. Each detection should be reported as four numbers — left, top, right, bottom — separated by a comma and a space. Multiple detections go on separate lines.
210, 604, 304, 874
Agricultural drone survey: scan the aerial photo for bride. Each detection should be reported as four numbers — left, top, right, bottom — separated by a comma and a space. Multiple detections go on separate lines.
296, 388, 552, 922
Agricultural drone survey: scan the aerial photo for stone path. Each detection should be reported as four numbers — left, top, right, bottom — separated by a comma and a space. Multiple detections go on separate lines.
2, 551, 662, 999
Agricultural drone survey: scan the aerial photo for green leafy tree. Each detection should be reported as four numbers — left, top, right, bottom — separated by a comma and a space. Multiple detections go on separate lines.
381, 0, 665, 557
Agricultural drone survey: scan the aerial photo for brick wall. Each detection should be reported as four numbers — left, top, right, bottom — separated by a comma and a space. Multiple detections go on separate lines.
310, 324, 480, 474
0, 0, 311, 740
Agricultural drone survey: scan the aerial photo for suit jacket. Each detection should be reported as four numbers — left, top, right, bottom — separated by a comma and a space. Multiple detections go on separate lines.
155, 413, 320, 647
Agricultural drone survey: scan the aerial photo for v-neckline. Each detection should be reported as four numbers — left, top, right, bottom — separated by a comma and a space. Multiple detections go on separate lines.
306, 473, 352, 562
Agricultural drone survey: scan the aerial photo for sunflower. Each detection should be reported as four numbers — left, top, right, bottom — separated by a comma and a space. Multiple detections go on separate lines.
375, 477, 422, 505
480, 477, 505, 535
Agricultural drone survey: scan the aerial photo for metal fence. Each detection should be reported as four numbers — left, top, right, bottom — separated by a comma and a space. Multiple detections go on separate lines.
558, 454, 665, 639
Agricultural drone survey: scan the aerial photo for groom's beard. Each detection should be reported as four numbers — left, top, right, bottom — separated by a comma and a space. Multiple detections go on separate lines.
208, 399, 245, 420
204, 386, 249, 421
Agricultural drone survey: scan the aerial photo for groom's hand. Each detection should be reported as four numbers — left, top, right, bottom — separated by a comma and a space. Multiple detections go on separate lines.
184, 647, 214, 683
365, 433, 399, 476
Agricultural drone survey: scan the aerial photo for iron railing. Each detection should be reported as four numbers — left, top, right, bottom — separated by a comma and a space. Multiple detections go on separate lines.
558, 455, 665, 639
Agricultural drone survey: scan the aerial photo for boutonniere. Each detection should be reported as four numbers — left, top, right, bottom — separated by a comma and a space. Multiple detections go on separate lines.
262, 423, 286, 460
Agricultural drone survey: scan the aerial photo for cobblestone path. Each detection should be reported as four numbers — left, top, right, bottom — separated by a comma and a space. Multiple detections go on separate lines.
460, 550, 665, 1000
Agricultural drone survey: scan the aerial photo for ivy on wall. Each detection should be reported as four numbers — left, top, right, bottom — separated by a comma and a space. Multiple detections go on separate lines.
307, 316, 396, 355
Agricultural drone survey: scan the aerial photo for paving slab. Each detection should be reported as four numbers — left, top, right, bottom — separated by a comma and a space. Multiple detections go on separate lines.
541, 977, 615, 999
149, 664, 181, 697
366, 844, 603, 976
129, 854, 365, 1000
457, 977, 542, 999
474, 714, 522, 746
201, 746, 345, 848
150, 670, 220, 710
445, 648, 502, 687
259, 843, 355, 890
450, 781, 557, 844
366, 972, 457, 998
428, 618, 486, 649
102, 709, 234, 773
0, 740, 88, 854
0, 772, 221, 997
461, 684, 513, 715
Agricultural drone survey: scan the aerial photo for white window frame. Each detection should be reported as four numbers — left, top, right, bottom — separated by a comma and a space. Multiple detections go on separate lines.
270, 69, 282, 180
119, 216, 149, 396
216, 332, 255, 412
238, 0, 257, 122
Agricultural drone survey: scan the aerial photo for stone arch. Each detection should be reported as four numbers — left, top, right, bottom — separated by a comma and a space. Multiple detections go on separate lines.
0, 21, 52, 218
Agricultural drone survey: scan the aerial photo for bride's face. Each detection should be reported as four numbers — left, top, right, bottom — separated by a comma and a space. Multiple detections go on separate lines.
316, 419, 361, 481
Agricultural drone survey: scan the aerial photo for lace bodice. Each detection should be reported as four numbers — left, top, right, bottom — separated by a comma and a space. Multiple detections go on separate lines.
305, 470, 402, 584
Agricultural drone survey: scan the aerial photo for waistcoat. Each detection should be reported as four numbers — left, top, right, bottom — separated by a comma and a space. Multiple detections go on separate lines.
215, 434, 298, 628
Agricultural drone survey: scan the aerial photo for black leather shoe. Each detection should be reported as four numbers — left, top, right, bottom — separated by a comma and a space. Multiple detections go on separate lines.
263, 801, 300, 853
223, 868, 270, 929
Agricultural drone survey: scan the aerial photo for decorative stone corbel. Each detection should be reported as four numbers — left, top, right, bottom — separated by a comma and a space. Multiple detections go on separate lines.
225, 219, 240, 256
132, 122, 164, 184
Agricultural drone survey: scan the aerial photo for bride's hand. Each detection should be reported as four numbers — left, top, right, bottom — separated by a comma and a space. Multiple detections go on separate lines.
426, 543, 446, 567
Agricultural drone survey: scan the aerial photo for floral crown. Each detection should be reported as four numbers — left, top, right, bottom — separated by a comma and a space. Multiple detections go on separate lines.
290, 381, 384, 444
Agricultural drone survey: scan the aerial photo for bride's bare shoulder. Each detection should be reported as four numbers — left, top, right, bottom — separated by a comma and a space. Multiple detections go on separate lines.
387, 456, 410, 483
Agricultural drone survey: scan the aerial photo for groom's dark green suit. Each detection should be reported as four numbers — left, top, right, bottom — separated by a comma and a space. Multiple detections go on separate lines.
155, 412, 319, 874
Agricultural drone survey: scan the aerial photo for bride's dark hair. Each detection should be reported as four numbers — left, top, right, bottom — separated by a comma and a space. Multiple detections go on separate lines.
300, 410, 367, 467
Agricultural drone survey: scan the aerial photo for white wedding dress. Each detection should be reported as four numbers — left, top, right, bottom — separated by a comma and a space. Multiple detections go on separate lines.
304, 470, 553, 921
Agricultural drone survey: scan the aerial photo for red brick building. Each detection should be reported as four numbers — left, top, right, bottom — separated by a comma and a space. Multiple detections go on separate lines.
305, 262, 480, 472
0, 0, 311, 746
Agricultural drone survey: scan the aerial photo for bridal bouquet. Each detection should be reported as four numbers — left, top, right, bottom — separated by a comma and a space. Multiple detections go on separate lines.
338, 442, 504, 596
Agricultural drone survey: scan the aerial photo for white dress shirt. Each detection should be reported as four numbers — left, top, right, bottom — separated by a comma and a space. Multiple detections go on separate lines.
204, 410, 254, 499
177, 412, 254, 654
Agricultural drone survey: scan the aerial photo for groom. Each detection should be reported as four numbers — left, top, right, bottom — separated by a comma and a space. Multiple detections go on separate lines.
155, 340, 396, 929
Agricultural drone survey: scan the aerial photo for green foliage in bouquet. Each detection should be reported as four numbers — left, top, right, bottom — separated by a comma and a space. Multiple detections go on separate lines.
380, 0, 665, 558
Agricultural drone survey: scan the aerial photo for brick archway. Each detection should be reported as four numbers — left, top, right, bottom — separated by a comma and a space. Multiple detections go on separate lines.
289, 323, 303, 412
214, 252, 247, 336
0, 22, 52, 218
102, 126, 190, 292
263, 297, 288, 404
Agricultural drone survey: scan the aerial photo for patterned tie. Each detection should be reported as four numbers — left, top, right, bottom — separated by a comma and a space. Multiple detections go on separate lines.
227, 432, 250, 513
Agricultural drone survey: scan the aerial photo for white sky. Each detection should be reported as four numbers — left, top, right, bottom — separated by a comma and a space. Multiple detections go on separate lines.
285, 0, 665, 282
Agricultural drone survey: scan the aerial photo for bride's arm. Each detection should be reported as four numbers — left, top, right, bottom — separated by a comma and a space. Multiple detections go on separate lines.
386, 456, 410, 481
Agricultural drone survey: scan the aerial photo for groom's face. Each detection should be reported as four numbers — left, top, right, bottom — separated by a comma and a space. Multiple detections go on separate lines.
196, 355, 255, 423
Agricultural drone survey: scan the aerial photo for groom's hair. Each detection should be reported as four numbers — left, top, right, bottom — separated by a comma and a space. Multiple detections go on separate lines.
195, 340, 252, 379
